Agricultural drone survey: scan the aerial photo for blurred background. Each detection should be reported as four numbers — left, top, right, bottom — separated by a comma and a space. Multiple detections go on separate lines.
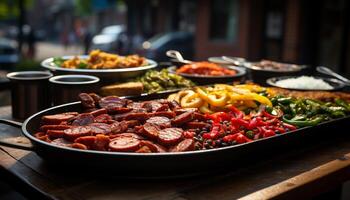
0, 0, 350, 104
0, 1, 350, 198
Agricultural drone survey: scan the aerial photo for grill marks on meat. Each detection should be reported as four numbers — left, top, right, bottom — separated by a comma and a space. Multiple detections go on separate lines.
109, 136, 141, 152
71, 113, 95, 126
158, 128, 183, 146
146, 116, 171, 128
172, 111, 194, 126
171, 139, 195, 152
88, 123, 112, 135
64, 126, 92, 141
37, 93, 209, 153
111, 121, 128, 134
42, 112, 78, 125
99, 96, 129, 110
141, 123, 161, 139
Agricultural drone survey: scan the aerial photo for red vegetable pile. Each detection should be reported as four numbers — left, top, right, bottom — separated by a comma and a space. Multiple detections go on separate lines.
193, 106, 297, 149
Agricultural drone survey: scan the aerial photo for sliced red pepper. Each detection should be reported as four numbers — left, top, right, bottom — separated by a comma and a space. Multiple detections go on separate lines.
282, 122, 297, 131
235, 133, 252, 144
261, 127, 276, 138
231, 118, 250, 129
248, 117, 258, 129
256, 117, 268, 126
223, 133, 239, 143
265, 118, 278, 125
228, 106, 244, 119
273, 126, 286, 134
262, 108, 283, 119
203, 124, 221, 140
207, 112, 231, 123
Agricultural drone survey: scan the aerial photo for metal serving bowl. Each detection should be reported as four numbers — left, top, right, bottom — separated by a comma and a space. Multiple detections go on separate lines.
41, 55, 158, 83
242, 61, 310, 86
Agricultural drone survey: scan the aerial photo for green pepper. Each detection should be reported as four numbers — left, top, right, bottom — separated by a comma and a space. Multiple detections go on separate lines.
330, 111, 346, 118
335, 99, 350, 111
282, 115, 325, 127
246, 130, 254, 139
291, 114, 307, 121
276, 97, 293, 105
77, 62, 88, 69
53, 57, 65, 66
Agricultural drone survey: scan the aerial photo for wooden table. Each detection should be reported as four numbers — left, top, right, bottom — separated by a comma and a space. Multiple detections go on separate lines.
1, 106, 350, 200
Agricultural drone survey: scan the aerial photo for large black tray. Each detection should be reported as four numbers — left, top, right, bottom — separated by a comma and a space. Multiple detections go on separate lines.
0, 93, 349, 178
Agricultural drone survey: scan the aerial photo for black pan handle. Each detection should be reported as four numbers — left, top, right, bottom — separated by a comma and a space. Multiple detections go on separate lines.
0, 119, 34, 151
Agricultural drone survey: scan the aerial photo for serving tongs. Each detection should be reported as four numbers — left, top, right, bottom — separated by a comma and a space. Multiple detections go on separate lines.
317, 66, 350, 86
166, 50, 193, 64
221, 56, 244, 66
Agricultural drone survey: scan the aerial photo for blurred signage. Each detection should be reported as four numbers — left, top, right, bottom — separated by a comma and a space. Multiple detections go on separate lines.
92, 0, 116, 11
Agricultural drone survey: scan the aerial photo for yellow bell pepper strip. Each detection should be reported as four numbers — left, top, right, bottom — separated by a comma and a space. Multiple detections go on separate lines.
234, 84, 266, 93
195, 87, 228, 107
215, 84, 251, 95
227, 92, 272, 107
180, 90, 204, 108
199, 102, 214, 114
172, 90, 192, 103
243, 100, 258, 108
167, 93, 178, 101
244, 93, 272, 107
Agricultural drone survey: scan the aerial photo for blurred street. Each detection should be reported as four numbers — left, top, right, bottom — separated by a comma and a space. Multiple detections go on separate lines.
35, 42, 83, 61
0, 42, 83, 106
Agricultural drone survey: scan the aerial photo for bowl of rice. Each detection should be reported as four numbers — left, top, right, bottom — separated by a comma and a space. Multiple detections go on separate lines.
266, 76, 345, 91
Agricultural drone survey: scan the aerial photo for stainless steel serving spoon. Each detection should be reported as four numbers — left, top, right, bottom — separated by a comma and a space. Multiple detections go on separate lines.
166, 50, 193, 64
316, 66, 350, 85
221, 56, 244, 66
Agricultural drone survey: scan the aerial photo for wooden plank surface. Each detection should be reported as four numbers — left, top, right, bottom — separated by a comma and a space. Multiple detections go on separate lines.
1, 106, 350, 199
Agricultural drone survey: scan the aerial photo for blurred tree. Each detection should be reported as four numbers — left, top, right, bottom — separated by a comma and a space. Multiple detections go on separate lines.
0, 0, 33, 21
75, 0, 92, 16
0, 0, 34, 58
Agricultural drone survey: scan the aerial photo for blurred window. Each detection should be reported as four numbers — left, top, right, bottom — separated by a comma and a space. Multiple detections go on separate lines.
209, 0, 239, 43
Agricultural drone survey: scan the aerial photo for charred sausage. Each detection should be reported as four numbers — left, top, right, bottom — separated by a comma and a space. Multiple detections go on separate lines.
158, 128, 183, 146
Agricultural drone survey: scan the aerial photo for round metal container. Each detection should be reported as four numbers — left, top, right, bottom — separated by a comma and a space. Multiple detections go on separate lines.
7, 71, 53, 119
41, 55, 158, 84
49, 74, 100, 106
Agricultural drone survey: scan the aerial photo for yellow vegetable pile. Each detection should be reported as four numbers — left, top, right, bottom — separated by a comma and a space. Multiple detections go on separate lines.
167, 84, 273, 113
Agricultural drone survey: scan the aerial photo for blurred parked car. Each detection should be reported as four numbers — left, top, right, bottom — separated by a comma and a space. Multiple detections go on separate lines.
5, 25, 46, 41
137, 32, 194, 62
90, 25, 127, 54
0, 38, 19, 69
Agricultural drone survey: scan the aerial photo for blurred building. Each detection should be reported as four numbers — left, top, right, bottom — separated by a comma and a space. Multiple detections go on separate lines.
126, 0, 350, 76
7, 0, 349, 76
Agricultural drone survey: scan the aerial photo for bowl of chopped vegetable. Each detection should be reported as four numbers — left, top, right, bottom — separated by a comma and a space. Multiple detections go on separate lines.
168, 62, 246, 84
100, 69, 196, 97
41, 50, 158, 83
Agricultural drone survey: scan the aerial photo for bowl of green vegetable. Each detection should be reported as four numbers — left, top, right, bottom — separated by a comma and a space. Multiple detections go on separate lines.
41, 55, 158, 83
136, 69, 195, 94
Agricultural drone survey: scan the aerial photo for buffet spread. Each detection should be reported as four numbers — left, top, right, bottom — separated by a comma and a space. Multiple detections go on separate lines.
3, 49, 350, 174
34, 82, 350, 153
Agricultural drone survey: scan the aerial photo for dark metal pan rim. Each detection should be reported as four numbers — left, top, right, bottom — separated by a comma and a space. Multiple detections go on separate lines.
22, 101, 349, 156
243, 61, 307, 72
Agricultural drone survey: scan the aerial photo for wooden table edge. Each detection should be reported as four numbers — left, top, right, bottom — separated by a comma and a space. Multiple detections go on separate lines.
239, 153, 350, 200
